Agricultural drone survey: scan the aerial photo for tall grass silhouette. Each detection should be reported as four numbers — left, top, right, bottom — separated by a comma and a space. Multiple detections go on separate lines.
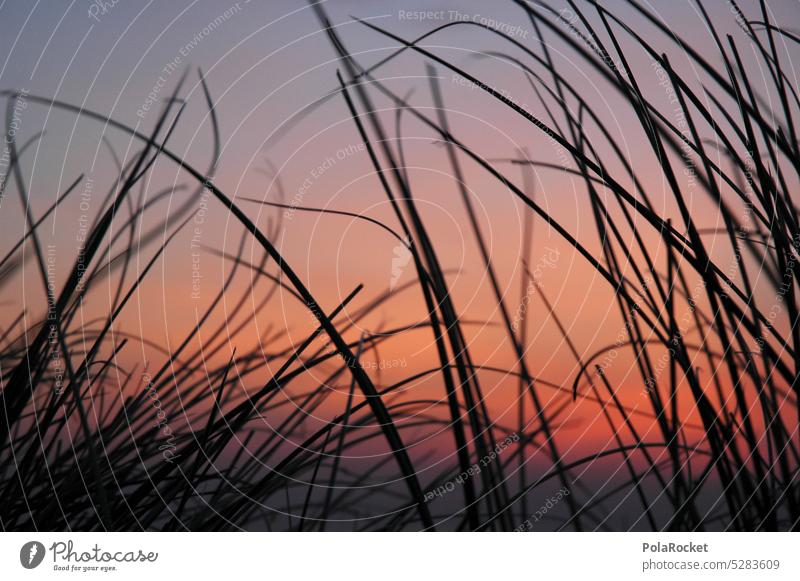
0, 0, 798, 531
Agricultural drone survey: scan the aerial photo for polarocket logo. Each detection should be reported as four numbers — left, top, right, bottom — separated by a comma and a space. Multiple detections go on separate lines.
20, 541, 46, 569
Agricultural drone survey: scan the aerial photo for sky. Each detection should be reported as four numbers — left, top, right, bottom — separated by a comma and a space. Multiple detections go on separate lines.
1, 0, 799, 528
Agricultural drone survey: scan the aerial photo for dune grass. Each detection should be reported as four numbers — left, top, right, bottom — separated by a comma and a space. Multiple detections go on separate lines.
0, 0, 798, 531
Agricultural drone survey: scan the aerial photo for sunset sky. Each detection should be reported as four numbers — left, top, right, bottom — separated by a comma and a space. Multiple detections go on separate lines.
1, 0, 799, 530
